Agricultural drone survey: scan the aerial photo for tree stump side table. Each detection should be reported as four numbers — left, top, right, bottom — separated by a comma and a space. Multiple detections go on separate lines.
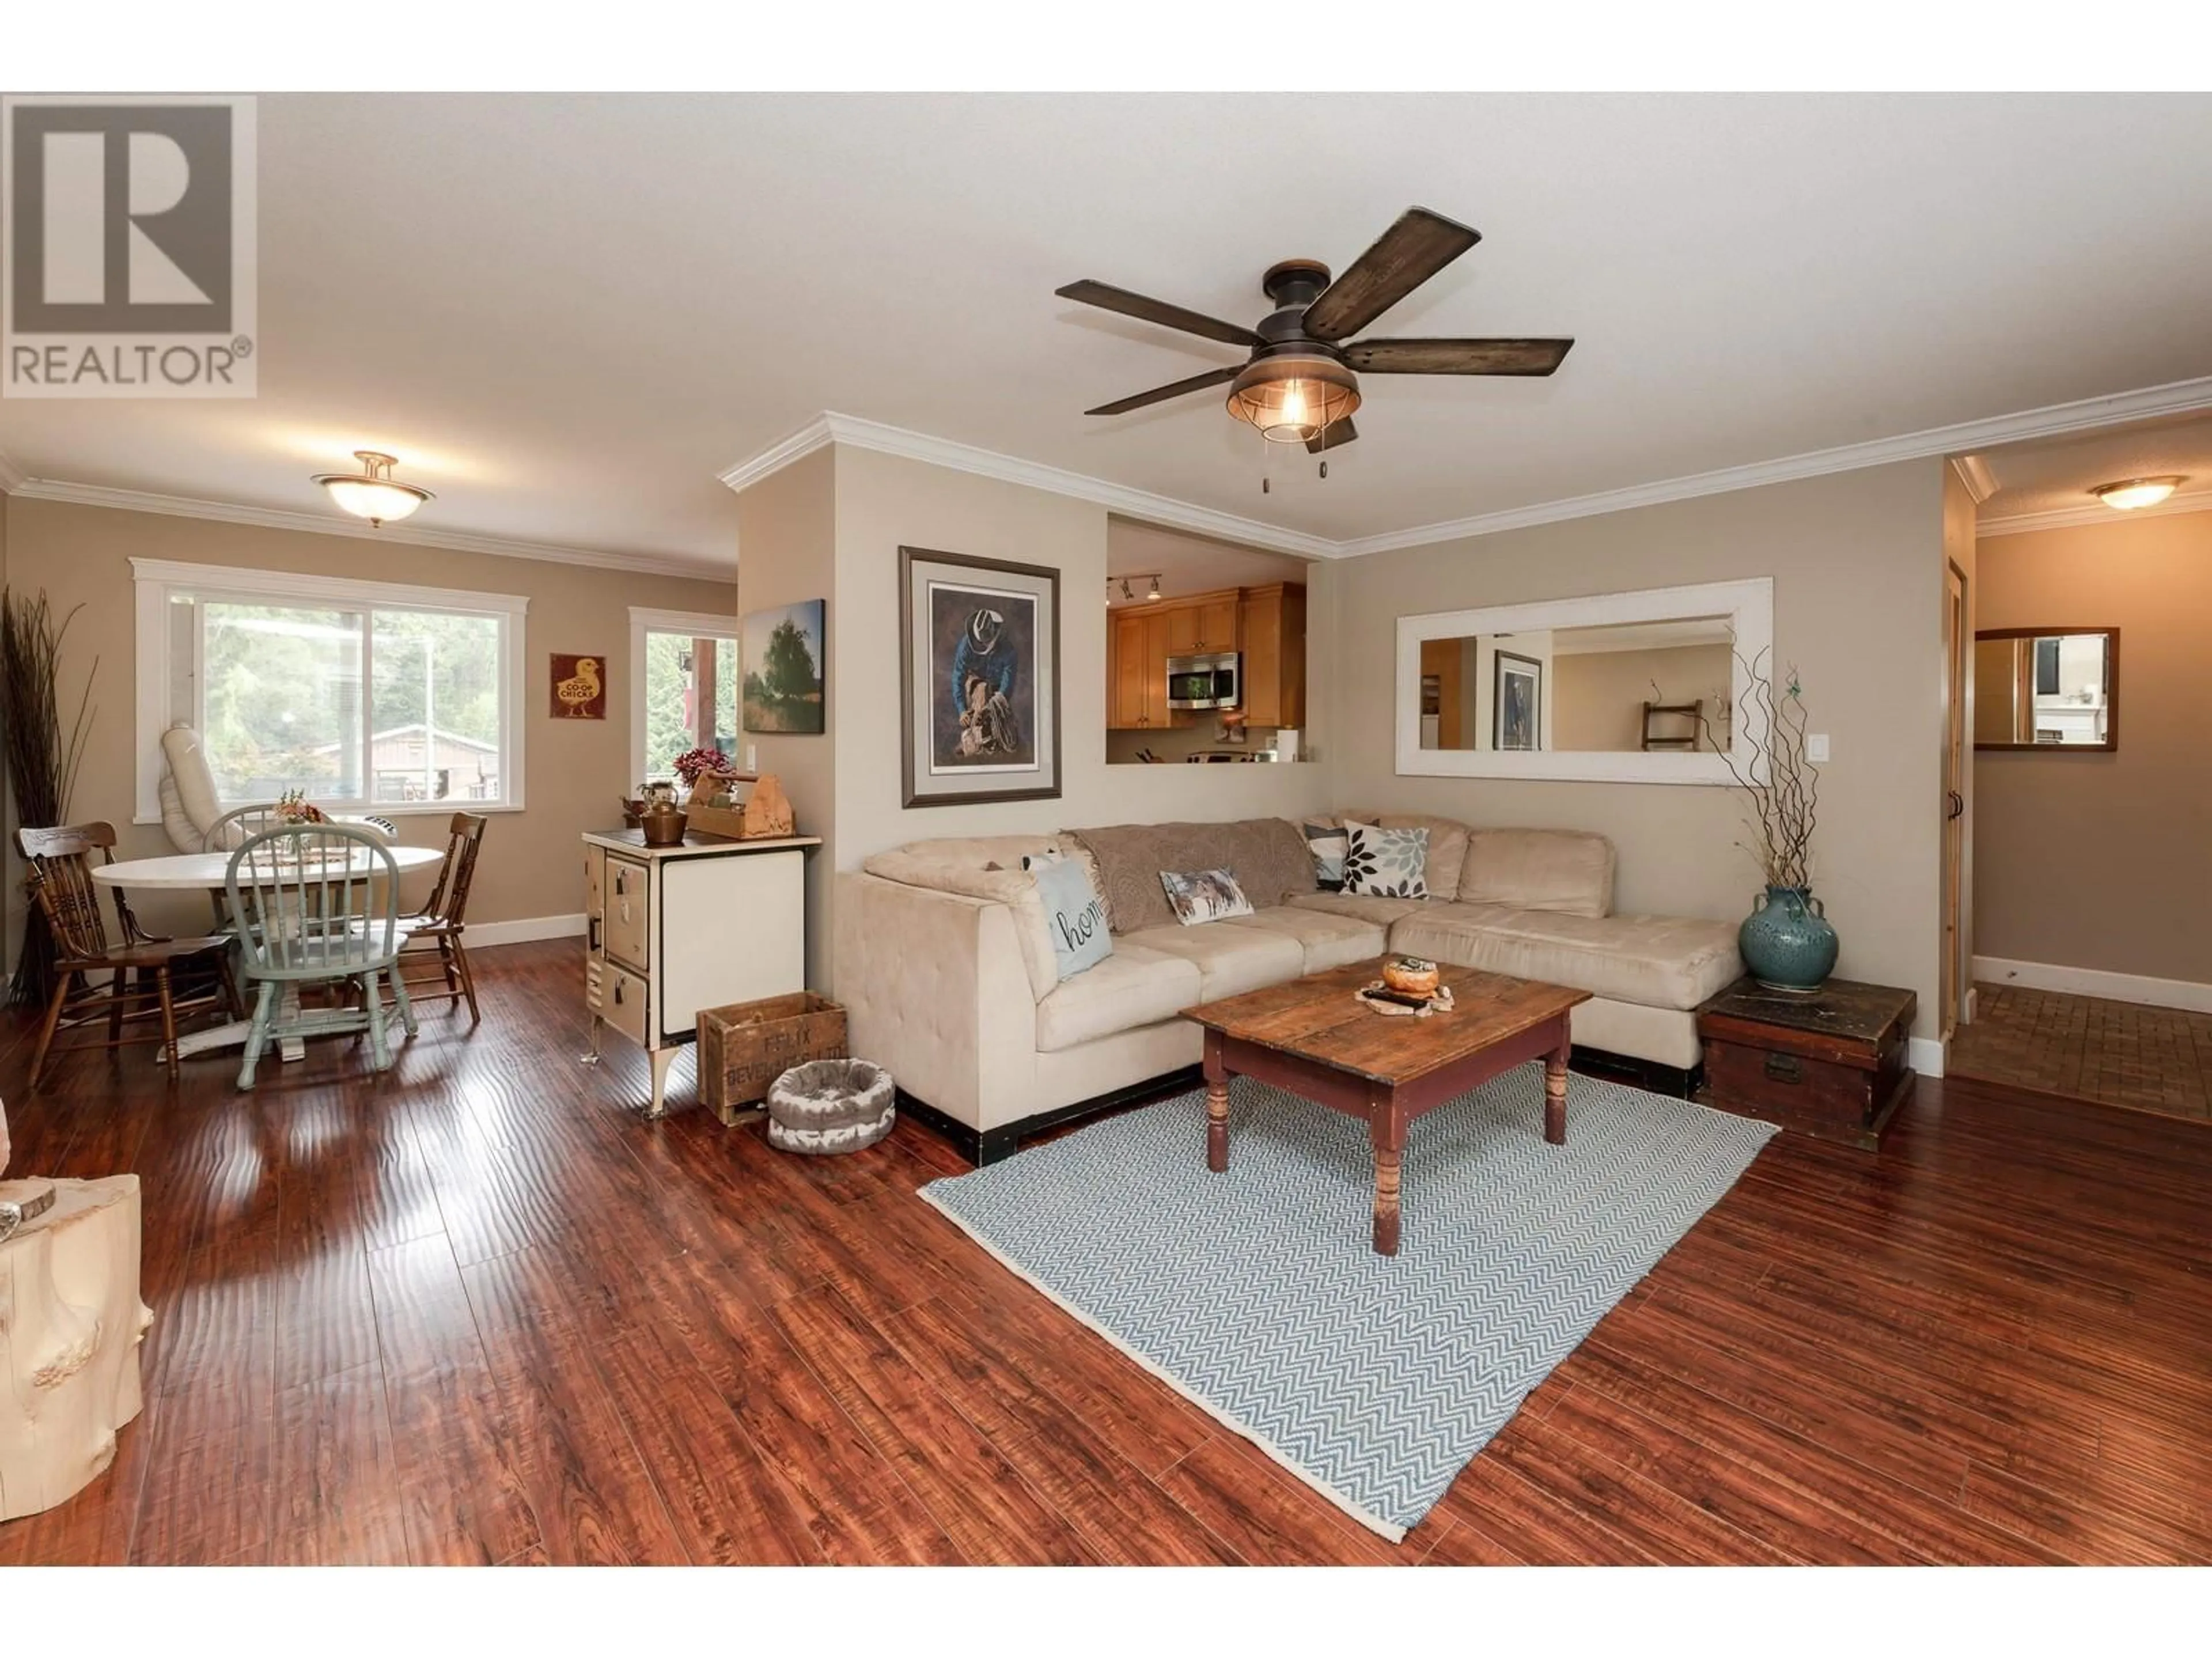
1, 1175, 155, 1521
1697, 976, 1917, 1151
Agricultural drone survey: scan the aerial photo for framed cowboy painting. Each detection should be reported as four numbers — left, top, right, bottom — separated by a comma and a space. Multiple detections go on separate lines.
897, 546, 1062, 808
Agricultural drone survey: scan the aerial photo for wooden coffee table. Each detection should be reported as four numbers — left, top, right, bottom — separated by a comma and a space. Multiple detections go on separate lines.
1184, 959, 1590, 1255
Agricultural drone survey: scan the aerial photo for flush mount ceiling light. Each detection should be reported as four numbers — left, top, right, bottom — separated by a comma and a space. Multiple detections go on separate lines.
313, 450, 433, 528
2091, 475, 2186, 512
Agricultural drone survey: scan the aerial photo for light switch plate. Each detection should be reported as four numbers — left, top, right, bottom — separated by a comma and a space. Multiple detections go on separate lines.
745, 743, 758, 771
1806, 733, 1831, 763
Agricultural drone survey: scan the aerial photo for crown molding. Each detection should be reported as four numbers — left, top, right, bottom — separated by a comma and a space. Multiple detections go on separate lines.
6, 477, 731, 581
1977, 488, 2212, 539
1950, 452, 1998, 505
715, 376, 2212, 564
1336, 374, 2212, 556
720, 412, 1340, 560
715, 418, 837, 495
0, 448, 26, 493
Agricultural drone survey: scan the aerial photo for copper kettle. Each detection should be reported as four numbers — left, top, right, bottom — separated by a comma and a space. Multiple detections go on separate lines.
637, 797, 688, 847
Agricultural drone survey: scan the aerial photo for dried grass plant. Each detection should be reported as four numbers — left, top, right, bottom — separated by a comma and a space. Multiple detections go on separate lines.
2, 590, 98, 1006
1699, 647, 1820, 892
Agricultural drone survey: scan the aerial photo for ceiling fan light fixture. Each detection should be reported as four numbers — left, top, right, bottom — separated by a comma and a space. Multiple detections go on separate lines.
1226, 356, 1359, 445
2091, 475, 2184, 512
313, 450, 433, 527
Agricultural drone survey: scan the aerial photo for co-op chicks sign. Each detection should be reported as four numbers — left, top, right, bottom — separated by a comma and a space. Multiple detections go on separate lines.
3, 94, 256, 397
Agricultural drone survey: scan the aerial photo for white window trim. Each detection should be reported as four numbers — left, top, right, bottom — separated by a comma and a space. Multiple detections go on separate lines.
132, 556, 531, 824
1394, 577, 1774, 786
628, 605, 739, 787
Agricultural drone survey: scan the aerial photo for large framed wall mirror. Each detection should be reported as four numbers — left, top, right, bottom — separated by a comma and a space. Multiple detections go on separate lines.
1973, 628, 2119, 752
1396, 577, 1774, 785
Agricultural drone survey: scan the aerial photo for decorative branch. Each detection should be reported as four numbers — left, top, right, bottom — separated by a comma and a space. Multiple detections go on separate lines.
1699, 647, 1819, 891
1, 590, 99, 1007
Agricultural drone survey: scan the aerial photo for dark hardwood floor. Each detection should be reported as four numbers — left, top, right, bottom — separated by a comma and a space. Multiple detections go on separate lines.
2, 938, 2207, 1565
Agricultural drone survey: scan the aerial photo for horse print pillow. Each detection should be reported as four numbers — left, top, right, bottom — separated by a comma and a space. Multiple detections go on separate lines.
1341, 821, 1429, 899
1159, 868, 1255, 926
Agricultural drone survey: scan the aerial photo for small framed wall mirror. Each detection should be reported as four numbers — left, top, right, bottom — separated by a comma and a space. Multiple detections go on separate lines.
1973, 628, 2119, 752
1396, 578, 1774, 785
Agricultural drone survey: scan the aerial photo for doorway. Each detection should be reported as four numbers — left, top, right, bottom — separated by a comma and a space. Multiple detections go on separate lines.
1941, 560, 1969, 1039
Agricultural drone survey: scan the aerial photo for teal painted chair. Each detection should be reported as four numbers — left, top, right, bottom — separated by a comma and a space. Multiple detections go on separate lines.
224, 823, 418, 1088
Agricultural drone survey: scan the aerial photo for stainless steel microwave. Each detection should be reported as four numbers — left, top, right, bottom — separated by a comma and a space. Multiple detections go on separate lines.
1166, 651, 1241, 711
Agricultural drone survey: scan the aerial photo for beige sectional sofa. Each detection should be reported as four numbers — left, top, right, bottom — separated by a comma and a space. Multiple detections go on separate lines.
835, 814, 1740, 1162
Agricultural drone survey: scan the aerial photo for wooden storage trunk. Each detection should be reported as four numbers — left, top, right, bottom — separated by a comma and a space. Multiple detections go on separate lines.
1698, 976, 1916, 1151
696, 992, 847, 1126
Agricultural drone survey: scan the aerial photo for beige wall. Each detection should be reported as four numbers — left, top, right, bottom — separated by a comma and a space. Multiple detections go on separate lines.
1972, 511, 2211, 984
830, 448, 1334, 869
1, 496, 736, 938
1550, 642, 1733, 752
732, 446, 838, 987
1327, 461, 1949, 1036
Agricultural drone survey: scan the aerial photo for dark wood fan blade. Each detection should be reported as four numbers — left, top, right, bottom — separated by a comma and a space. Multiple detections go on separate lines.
1056, 280, 1262, 349
1306, 416, 1358, 453
1343, 338, 1575, 376
1301, 207, 1482, 342
1084, 365, 1242, 417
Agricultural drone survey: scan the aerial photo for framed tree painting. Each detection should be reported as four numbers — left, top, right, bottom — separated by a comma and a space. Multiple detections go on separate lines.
1493, 650, 1542, 752
741, 599, 826, 734
899, 546, 1061, 808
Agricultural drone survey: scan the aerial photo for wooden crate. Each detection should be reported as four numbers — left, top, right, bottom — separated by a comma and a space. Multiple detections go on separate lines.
696, 992, 847, 1126
1698, 976, 1916, 1150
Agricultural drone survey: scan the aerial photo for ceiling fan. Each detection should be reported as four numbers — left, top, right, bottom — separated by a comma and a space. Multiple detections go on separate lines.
1058, 206, 1572, 454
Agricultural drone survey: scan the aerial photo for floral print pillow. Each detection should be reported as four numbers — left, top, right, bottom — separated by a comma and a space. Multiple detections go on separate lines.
1341, 821, 1429, 899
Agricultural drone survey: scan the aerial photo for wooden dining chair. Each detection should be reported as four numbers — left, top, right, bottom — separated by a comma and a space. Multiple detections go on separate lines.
18, 823, 234, 1090
396, 812, 488, 1024
225, 824, 417, 1089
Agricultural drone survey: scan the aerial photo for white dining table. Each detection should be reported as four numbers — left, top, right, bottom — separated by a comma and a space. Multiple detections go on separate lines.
93, 844, 444, 1066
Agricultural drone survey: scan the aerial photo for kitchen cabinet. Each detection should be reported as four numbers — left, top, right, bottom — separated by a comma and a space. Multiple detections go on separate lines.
1108, 584, 1301, 732
1165, 593, 1241, 654
1238, 582, 1308, 730
1196, 596, 1240, 653
1110, 609, 1177, 730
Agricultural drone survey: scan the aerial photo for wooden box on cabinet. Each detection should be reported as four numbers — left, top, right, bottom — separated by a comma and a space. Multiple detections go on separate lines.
582, 829, 819, 1118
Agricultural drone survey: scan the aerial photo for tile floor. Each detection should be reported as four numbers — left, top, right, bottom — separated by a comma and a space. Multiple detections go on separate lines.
1949, 981, 2212, 1122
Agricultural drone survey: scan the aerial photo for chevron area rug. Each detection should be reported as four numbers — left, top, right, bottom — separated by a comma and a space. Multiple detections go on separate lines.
919, 1065, 1777, 1540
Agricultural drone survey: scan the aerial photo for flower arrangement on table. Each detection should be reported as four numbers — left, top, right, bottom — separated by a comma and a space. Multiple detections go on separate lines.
274, 788, 328, 825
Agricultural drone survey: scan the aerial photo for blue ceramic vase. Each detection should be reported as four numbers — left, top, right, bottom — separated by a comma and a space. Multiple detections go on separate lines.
1739, 885, 1839, 991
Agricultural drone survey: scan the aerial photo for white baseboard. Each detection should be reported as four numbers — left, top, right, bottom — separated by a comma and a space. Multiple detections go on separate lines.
467, 912, 586, 949
1909, 1036, 1945, 1079
1971, 955, 2212, 1016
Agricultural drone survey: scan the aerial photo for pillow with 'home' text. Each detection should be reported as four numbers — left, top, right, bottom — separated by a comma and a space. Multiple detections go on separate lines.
1023, 851, 1112, 980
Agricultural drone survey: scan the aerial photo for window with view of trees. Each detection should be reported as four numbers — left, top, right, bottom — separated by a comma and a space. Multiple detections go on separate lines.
632, 611, 738, 783
134, 560, 526, 819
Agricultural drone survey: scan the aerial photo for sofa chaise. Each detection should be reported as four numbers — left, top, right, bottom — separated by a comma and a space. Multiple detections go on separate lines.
835, 813, 1740, 1163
